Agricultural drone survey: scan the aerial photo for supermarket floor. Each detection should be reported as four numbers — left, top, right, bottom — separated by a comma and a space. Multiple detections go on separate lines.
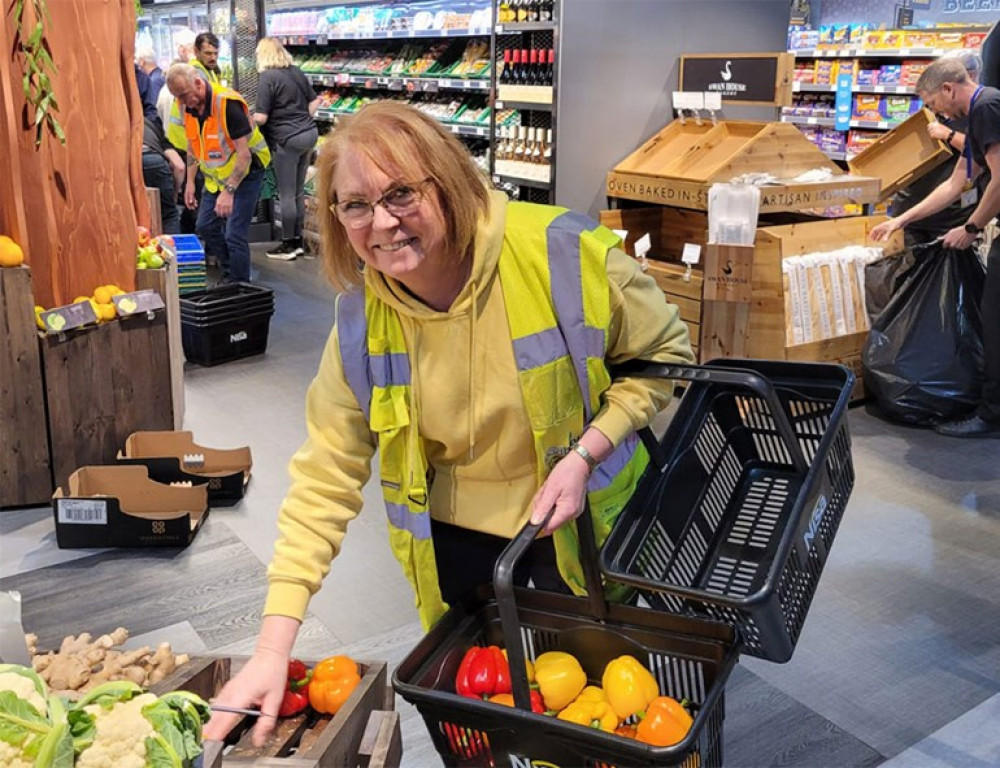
3, 248, 1000, 767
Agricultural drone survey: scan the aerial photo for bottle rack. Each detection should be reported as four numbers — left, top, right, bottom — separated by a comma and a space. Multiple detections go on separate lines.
492, 6, 558, 204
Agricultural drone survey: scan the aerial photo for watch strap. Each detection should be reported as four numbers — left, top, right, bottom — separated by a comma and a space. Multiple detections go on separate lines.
572, 443, 599, 474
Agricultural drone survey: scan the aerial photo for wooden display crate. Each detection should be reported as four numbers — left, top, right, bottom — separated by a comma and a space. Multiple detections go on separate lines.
41, 309, 173, 492
600, 208, 903, 399
606, 118, 881, 212
137, 264, 185, 430
848, 107, 952, 201
151, 656, 399, 767
0, 265, 52, 508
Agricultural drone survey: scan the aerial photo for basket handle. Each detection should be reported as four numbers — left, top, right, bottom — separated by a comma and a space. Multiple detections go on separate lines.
494, 502, 607, 712
613, 360, 809, 475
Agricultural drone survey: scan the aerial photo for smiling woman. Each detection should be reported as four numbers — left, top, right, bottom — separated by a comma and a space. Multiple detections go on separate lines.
201, 101, 696, 747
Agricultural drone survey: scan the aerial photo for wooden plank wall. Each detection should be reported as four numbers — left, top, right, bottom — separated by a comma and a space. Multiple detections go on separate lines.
42, 313, 173, 491
0, 267, 52, 507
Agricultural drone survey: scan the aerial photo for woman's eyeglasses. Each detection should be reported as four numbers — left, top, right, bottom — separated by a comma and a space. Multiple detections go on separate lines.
330, 178, 434, 229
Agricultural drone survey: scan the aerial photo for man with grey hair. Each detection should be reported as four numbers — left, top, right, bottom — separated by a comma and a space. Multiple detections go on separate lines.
167, 63, 271, 283
891, 50, 980, 247
136, 47, 165, 100
871, 56, 1000, 438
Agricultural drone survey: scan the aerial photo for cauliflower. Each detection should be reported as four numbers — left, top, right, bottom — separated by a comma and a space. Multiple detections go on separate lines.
76, 692, 158, 768
0, 738, 34, 768
70, 682, 211, 768
0, 664, 70, 768
0, 670, 47, 716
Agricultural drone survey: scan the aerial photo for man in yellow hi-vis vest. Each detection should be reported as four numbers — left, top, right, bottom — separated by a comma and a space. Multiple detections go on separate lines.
166, 63, 270, 283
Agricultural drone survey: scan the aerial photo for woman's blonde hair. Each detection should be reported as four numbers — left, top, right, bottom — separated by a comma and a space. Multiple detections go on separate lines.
316, 102, 492, 291
256, 37, 295, 71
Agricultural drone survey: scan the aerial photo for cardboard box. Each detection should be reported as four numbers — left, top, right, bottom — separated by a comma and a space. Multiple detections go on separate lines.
117, 430, 252, 506
53, 465, 208, 549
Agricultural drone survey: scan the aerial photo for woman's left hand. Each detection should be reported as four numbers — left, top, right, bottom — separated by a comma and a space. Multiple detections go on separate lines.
530, 451, 592, 535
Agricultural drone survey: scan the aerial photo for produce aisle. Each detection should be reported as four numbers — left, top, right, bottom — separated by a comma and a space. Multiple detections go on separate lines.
3, 248, 1000, 766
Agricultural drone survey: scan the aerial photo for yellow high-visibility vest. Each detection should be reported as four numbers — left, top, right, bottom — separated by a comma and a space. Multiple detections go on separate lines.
336, 202, 648, 630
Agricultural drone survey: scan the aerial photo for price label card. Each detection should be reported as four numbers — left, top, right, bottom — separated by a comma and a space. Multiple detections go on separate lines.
495, 100, 505, 109
41, 300, 98, 333
423, 80, 439, 93
612, 229, 628, 242
703, 92, 722, 111
316, 34, 328, 45
113, 289, 164, 317
681, 243, 702, 265
635, 233, 652, 258
387, 79, 403, 91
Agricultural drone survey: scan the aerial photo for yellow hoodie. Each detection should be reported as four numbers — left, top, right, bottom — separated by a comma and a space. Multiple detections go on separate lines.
264, 192, 694, 621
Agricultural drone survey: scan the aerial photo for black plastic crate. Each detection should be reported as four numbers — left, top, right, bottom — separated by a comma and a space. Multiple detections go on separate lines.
181, 308, 273, 366
601, 360, 855, 663
179, 282, 274, 316
394, 510, 739, 768
180, 298, 275, 325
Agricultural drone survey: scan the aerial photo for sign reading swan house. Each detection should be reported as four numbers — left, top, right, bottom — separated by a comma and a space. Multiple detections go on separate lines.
680, 53, 793, 106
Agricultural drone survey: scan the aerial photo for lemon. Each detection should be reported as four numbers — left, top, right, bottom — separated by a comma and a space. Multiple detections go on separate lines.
0, 235, 24, 268
94, 286, 113, 305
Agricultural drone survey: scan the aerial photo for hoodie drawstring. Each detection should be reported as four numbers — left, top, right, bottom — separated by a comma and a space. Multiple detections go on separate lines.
468, 276, 477, 462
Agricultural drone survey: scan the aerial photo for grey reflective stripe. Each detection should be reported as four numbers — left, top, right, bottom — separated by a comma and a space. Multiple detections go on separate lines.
371, 352, 411, 388
512, 327, 567, 369
546, 210, 607, 421
386, 501, 432, 540
587, 431, 639, 492
336, 291, 372, 420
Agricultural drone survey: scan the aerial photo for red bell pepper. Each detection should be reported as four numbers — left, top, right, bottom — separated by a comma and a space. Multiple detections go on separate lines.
455, 646, 511, 699
278, 659, 312, 717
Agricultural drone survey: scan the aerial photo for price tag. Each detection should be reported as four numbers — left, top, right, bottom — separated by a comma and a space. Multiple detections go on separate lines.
681, 243, 702, 266
899, 48, 910, 55
875, 85, 886, 93
495, 24, 504, 33
423, 80, 439, 93
57, 499, 108, 525
41, 300, 98, 333
634, 233, 652, 259
704, 92, 722, 111
387, 79, 403, 91
496, 100, 505, 109
113, 289, 164, 317
316, 34, 328, 45
807, 117, 818, 124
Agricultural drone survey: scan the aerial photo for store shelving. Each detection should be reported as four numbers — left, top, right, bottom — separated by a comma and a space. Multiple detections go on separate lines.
793, 82, 917, 95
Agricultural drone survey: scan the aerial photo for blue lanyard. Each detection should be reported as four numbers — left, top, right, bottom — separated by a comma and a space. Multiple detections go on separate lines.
966, 85, 984, 180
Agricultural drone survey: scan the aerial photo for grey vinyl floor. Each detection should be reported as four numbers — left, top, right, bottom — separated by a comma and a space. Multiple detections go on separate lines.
2, 247, 1000, 767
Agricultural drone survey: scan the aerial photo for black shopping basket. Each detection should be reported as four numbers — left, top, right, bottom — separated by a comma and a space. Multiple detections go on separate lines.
601, 359, 855, 663
393, 504, 740, 768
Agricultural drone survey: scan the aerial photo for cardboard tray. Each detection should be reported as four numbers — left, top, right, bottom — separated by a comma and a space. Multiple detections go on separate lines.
117, 430, 252, 506
52, 465, 208, 548
848, 108, 952, 201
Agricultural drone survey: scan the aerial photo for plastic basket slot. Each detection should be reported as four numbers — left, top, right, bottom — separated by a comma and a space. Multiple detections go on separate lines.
635, 519, 676, 580
777, 552, 814, 643
525, 626, 559, 657
438, 721, 492, 764
707, 604, 762, 650
671, 523, 710, 587
705, 556, 758, 597
643, 589, 686, 614
647, 652, 707, 706
693, 412, 728, 471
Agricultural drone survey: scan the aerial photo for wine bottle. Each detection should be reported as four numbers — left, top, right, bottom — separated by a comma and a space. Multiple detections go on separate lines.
526, 0, 539, 22
516, 0, 529, 23
509, 49, 521, 84
514, 125, 527, 161
500, 49, 511, 84
546, 48, 555, 85
531, 127, 543, 164
527, 49, 539, 85
538, 0, 553, 22
519, 49, 530, 83
543, 128, 552, 165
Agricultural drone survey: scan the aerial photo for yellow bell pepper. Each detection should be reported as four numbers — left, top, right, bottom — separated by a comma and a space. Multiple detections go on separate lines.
557, 693, 618, 732
533, 651, 586, 711
501, 649, 535, 684
601, 655, 659, 721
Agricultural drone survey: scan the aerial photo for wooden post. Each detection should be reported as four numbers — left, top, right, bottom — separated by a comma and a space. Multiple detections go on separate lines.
0, 0, 150, 308
137, 265, 185, 429
0, 266, 52, 507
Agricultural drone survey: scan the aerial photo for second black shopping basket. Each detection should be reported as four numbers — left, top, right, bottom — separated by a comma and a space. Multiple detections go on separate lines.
601, 359, 855, 662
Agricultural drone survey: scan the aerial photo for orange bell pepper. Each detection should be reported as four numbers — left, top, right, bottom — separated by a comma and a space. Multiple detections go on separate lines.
635, 696, 693, 747
308, 655, 361, 715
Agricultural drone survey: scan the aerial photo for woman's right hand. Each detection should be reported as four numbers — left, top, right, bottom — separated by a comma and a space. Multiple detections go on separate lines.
203, 647, 290, 747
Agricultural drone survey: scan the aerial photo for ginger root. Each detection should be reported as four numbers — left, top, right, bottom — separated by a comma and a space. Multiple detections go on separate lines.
26, 627, 190, 695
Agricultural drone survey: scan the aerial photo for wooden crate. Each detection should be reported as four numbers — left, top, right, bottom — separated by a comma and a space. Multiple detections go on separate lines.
41, 310, 173, 492
601, 207, 904, 399
151, 656, 398, 767
848, 108, 952, 202
606, 119, 881, 212
137, 264, 185, 430
0, 266, 52, 508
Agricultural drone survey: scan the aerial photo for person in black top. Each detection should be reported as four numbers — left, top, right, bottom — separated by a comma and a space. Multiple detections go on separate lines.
871, 57, 1000, 438
254, 37, 320, 260
892, 51, 980, 247
141, 117, 183, 234
981, 21, 999, 89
